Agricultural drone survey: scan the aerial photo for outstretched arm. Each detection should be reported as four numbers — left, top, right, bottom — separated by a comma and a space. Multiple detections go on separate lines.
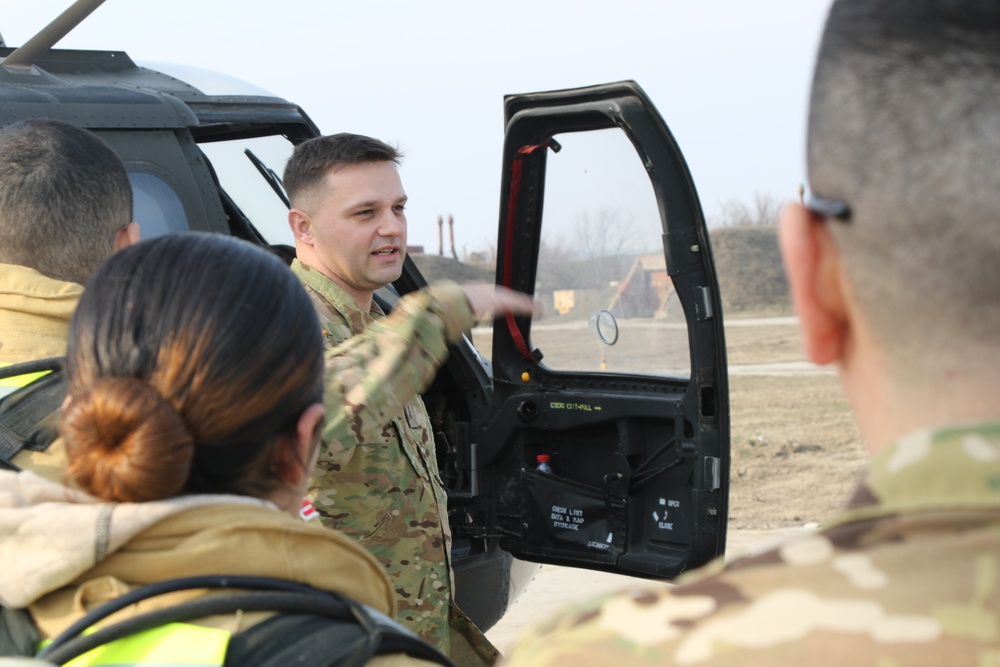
318, 281, 536, 460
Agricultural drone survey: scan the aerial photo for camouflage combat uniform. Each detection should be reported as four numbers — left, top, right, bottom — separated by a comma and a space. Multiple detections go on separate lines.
503, 421, 1000, 666
292, 260, 497, 665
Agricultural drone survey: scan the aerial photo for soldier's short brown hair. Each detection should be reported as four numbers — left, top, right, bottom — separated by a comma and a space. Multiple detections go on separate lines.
282, 133, 402, 209
808, 0, 1000, 379
0, 119, 132, 285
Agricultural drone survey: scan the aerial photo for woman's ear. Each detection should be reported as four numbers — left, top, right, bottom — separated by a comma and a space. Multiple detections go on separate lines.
274, 403, 324, 485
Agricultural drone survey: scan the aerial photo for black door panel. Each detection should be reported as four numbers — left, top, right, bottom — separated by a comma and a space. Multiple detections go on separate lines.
483, 81, 729, 579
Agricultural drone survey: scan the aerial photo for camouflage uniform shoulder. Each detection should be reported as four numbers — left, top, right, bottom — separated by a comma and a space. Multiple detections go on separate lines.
834, 419, 1000, 523
502, 422, 1000, 666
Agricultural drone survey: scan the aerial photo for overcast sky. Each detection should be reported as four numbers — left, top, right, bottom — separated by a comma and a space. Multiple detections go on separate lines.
5, 0, 833, 253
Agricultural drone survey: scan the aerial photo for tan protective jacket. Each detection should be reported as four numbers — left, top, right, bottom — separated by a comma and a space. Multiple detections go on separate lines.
0, 263, 81, 397
0, 470, 440, 667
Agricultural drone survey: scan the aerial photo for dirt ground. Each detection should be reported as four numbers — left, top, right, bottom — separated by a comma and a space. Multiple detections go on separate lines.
724, 321, 867, 529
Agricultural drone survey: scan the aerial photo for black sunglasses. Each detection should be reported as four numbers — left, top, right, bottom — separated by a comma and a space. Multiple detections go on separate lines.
806, 194, 852, 222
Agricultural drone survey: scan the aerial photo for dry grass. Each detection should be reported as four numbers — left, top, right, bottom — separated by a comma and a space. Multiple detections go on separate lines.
724, 323, 804, 365
727, 374, 866, 529
723, 321, 867, 528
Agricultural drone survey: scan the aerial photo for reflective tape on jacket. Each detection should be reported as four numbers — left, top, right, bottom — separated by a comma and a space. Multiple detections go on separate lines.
62, 622, 230, 667
0, 363, 51, 389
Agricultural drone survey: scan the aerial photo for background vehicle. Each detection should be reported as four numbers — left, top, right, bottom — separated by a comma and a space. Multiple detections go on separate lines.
0, 1, 730, 629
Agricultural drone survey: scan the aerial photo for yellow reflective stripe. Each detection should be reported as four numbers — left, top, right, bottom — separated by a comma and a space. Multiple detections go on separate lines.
0, 362, 51, 387
63, 622, 230, 667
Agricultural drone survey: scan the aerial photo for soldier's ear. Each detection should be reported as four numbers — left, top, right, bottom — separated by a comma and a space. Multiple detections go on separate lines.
114, 222, 140, 250
779, 201, 849, 366
288, 208, 315, 245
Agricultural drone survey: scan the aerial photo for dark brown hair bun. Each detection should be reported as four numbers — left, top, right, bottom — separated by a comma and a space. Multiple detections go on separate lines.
62, 377, 193, 503
65, 234, 323, 500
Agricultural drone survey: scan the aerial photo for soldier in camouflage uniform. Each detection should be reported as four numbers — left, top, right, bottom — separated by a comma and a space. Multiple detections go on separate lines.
503, 1, 1000, 664
284, 133, 535, 665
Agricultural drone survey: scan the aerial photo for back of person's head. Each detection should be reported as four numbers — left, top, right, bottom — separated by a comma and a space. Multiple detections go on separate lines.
808, 0, 1000, 381
283, 133, 402, 209
60, 233, 323, 503
0, 118, 133, 285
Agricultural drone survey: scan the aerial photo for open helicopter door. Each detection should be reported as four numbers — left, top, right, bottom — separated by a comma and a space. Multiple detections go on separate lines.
480, 81, 729, 578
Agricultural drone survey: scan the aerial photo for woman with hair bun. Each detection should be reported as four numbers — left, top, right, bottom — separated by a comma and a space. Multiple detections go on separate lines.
0, 234, 448, 667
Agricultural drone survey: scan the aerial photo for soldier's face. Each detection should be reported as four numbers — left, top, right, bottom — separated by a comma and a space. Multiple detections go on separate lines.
304, 161, 408, 305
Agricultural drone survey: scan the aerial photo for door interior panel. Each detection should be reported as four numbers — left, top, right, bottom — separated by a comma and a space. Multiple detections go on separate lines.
483, 81, 729, 579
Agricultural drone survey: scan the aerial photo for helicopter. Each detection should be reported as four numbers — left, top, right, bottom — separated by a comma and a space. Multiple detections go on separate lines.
0, 0, 729, 631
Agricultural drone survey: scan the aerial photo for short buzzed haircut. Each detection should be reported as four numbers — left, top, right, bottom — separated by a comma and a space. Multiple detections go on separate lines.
808, 0, 1000, 379
0, 119, 132, 286
282, 133, 402, 210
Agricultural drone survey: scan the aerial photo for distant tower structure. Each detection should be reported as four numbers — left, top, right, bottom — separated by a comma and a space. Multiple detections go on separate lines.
448, 214, 458, 261
437, 215, 444, 256
798, 183, 805, 205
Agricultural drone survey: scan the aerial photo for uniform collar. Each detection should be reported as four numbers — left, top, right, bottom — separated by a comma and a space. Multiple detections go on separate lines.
835, 420, 1000, 524
290, 259, 385, 334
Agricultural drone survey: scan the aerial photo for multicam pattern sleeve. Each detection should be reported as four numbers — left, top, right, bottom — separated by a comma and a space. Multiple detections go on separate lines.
501, 421, 1000, 666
